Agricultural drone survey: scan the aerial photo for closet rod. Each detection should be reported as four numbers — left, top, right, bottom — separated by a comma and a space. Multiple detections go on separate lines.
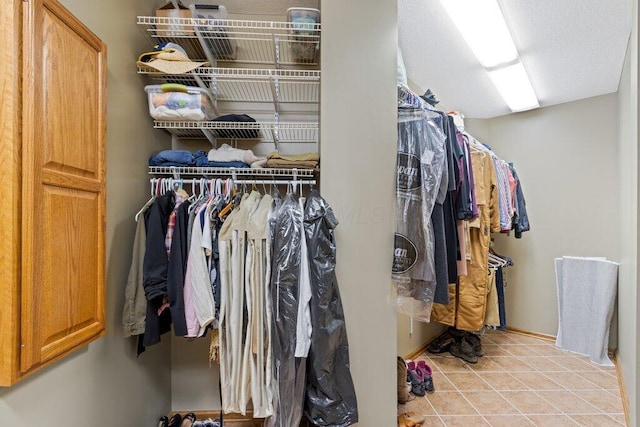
151, 178, 316, 186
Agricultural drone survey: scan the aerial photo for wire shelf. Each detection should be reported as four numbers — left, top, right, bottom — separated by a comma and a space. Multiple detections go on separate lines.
137, 16, 321, 67
149, 166, 317, 179
153, 121, 318, 143
138, 66, 320, 104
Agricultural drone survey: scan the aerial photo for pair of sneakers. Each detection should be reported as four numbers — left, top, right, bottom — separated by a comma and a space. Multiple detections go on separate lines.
406, 360, 435, 396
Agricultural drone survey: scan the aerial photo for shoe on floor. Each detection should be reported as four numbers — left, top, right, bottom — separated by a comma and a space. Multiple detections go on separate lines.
464, 332, 485, 357
167, 414, 182, 427
181, 413, 196, 427
427, 329, 457, 353
406, 363, 426, 396
398, 412, 425, 427
397, 356, 411, 403
449, 337, 478, 364
416, 360, 435, 393
404, 411, 425, 425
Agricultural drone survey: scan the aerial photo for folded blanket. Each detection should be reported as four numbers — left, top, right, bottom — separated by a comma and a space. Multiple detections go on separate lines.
208, 143, 262, 165
149, 150, 207, 166
267, 159, 318, 169
200, 161, 249, 168
267, 151, 319, 162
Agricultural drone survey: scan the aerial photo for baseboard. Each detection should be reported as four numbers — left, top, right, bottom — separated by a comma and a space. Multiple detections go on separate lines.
404, 341, 430, 360
613, 351, 631, 427
505, 326, 556, 342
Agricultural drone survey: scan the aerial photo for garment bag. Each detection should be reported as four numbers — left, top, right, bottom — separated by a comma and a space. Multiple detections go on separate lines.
267, 193, 305, 427
304, 190, 358, 426
393, 110, 446, 321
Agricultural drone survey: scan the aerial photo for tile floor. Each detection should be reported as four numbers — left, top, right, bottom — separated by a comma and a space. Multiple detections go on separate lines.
398, 329, 626, 426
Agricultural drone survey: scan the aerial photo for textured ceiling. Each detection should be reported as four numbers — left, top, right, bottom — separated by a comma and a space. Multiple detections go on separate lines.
398, 0, 632, 118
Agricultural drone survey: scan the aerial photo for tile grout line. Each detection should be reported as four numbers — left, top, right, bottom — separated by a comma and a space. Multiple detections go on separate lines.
437, 364, 496, 426
459, 357, 532, 426
415, 330, 623, 425
536, 370, 612, 417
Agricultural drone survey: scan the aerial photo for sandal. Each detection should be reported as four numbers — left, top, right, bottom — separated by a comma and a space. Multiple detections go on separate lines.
404, 411, 425, 426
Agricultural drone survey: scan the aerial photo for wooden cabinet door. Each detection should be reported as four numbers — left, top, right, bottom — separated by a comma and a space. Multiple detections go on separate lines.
20, 0, 106, 372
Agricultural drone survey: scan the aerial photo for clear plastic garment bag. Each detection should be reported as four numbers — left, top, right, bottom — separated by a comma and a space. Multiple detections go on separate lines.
392, 109, 446, 321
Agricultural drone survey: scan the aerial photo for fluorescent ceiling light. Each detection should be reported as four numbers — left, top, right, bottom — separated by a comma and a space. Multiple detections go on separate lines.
488, 62, 539, 112
439, 0, 518, 68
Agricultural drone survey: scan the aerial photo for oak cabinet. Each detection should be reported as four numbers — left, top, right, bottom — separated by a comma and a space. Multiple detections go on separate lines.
0, 0, 106, 386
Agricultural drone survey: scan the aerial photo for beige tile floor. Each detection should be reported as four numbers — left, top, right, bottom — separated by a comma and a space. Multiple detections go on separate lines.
398, 329, 626, 426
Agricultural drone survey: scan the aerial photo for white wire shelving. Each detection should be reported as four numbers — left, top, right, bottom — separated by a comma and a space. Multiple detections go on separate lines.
153, 121, 318, 149
137, 16, 321, 67
137, 15, 320, 152
138, 66, 320, 105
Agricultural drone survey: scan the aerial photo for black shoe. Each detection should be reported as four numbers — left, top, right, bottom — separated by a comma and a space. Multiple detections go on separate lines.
449, 338, 478, 364
464, 332, 485, 357
428, 330, 455, 353
167, 414, 182, 427
158, 416, 169, 427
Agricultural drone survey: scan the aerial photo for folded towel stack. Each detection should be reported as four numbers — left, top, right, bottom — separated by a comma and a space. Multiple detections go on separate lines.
266, 152, 319, 169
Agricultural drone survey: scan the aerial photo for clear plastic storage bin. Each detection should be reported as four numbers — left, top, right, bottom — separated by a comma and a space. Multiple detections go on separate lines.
190, 4, 237, 60
145, 84, 217, 121
287, 7, 320, 63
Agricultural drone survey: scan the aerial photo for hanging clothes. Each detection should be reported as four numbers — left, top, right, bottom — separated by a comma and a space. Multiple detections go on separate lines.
219, 191, 261, 415
167, 200, 191, 336
393, 110, 446, 321
244, 194, 274, 418
142, 191, 175, 348
509, 164, 530, 238
127, 177, 358, 424
303, 190, 359, 427
123, 213, 149, 337
432, 143, 501, 331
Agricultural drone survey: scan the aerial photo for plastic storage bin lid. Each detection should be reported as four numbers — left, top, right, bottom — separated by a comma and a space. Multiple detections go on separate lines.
144, 84, 210, 97
287, 7, 320, 22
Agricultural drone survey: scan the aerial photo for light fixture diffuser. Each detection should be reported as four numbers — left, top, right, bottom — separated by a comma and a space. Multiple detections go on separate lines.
439, 0, 518, 68
488, 62, 539, 112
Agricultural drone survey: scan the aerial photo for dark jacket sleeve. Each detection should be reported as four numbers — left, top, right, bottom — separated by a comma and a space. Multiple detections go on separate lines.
167, 201, 191, 336
143, 192, 175, 300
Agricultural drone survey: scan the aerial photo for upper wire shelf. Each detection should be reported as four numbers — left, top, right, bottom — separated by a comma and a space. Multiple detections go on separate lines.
137, 16, 321, 68
138, 66, 320, 104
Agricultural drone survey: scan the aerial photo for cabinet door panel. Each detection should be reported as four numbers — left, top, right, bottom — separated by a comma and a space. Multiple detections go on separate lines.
21, 0, 106, 373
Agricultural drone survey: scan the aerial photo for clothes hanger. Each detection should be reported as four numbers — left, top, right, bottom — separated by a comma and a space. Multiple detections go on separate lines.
217, 178, 236, 219
175, 178, 190, 199
135, 179, 157, 222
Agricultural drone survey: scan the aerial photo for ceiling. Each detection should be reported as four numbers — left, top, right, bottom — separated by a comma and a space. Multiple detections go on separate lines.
398, 0, 632, 118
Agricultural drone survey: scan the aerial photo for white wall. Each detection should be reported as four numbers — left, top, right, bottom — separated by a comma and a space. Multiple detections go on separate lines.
486, 94, 620, 342
616, 0, 639, 423
321, 1, 398, 425
0, 1, 172, 426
